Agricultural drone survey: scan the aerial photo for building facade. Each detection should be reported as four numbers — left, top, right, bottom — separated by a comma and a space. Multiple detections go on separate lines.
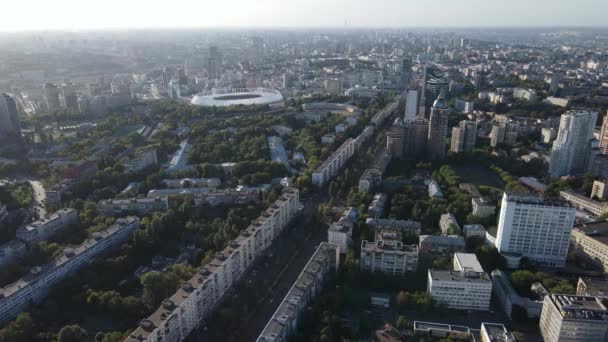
539, 294, 608, 342
494, 193, 575, 268
98, 197, 169, 216
427, 96, 449, 160
312, 138, 356, 187
570, 221, 608, 272
361, 228, 419, 274
450, 120, 477, 153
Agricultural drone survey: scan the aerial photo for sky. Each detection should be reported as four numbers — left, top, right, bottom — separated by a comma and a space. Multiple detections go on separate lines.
1, 0, 607, 32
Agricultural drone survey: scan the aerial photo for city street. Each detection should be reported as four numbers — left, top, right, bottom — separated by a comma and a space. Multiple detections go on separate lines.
28, 180, 46, 219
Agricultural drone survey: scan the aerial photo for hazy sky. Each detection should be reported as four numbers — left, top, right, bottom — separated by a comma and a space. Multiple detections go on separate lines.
2, 0, 607, 31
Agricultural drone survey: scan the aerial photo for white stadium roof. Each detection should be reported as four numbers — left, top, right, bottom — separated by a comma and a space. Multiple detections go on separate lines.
190, 88, 283, 107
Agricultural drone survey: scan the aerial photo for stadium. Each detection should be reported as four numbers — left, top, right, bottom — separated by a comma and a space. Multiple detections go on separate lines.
190, 88, 284, 107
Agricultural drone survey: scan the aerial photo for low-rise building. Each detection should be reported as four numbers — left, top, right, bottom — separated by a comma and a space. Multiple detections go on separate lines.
0, 240, 27, 267
472, 197, 496, 218
45, 179, 75, 205
312, 138, 356, 187
125, 189, 300, 342
359, 168, 382, 193
560, 190, 608, 217
368, 193, 387, 218
418, 235, 465, 258
0, 217, 140, 325
491, 269, 544, 318
480, 323, 515, 342
427, 253, 492, 311
577, 277, 608, 298
591, 180, 608, 200
428, 180, 443, 198
98, 197, 169, 216
124, 149, 158, 173
256, 242, 339, 342
16, 208, 78, 246
161, 178, 221, 189
328, 207, 357, 254
361, 228, 418, 274
570, 221, 608, 272
463, 224, 486, 239
365, 218, 421, 236
539, 294, 608, 342
439, 213, 460, 235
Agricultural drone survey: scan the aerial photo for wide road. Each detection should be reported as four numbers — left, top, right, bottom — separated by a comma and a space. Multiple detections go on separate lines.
190, 193, 328, 342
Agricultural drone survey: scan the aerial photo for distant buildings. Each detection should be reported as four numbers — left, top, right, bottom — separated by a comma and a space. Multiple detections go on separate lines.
539, 294, 608, 342
360, 227, 418, 274
549, 110, 598, 178
0, 93, 21, 137
98, 197, 169, 216
16, 208, 78, 246
494, 193, 575, 268
570, 221, 608, 272
450, 120, 477, 153
256, 243, 339, 342
405, 89, 418, 120
490, 121, 518, 147
312, 138, 355, 187
0, 217, 140, 325
513, 87, 537, 102
427, 253, 492, 311
427, 96, 449, 160
454, 99, 474, 114
268, 136, 288, 166
43, 83, 61, 111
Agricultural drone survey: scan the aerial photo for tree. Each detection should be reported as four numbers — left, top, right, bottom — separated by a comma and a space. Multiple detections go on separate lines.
58, 325, 87, 342
432, 258, 451, 270
396, 315, 411, 329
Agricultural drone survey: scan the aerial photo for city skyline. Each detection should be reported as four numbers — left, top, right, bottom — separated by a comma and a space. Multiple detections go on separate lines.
2, 0, 608, 32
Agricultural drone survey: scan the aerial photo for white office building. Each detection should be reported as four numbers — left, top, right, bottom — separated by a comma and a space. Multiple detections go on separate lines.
494, 193, 575, 268
125, 189, 300, 342
427, 254, 492, 311
16, 208, 78, 246
0, 217, 140, 325
539, 294, 608, 342
549, 110, 598, 178
256, 242, 340, 342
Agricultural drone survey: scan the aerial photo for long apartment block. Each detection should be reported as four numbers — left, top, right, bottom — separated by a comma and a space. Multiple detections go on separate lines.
125, 188, 300, 342
98, 197, 169, 216
0, 217, 140, 324
312, 138, 355, 187
257, 242, 340, 342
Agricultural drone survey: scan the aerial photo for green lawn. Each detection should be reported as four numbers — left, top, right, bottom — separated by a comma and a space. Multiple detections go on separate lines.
452, 164, 504, 189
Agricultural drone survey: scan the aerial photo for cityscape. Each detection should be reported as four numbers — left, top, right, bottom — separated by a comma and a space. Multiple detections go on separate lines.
1, 2, 608, 342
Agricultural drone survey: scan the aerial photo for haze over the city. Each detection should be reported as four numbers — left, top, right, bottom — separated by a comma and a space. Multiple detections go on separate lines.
2, 0, 608, 31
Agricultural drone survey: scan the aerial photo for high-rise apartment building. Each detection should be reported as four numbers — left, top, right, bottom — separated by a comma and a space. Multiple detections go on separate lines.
598, 111, 608, 154
405, 89, 418, 120
549, 110, 598, 178
0, 93, 21, 136
43, 82, 61, 111
451, 120, 477, 153
387, 118, 405, 158
427, 96, 449, 160
61, 83, 78, 110
539, 294, 608, 342
494, 193, 575, 268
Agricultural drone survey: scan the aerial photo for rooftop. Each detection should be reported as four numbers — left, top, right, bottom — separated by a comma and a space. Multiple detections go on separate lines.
429, 269, 491, 283
548, 294, 608, 322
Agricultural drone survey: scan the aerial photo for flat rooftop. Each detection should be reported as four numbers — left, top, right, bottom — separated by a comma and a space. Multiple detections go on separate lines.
549, 295, 608, 321
429, 269, 491, 283
573, 221, 608, 246
454, 253, 484, 273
